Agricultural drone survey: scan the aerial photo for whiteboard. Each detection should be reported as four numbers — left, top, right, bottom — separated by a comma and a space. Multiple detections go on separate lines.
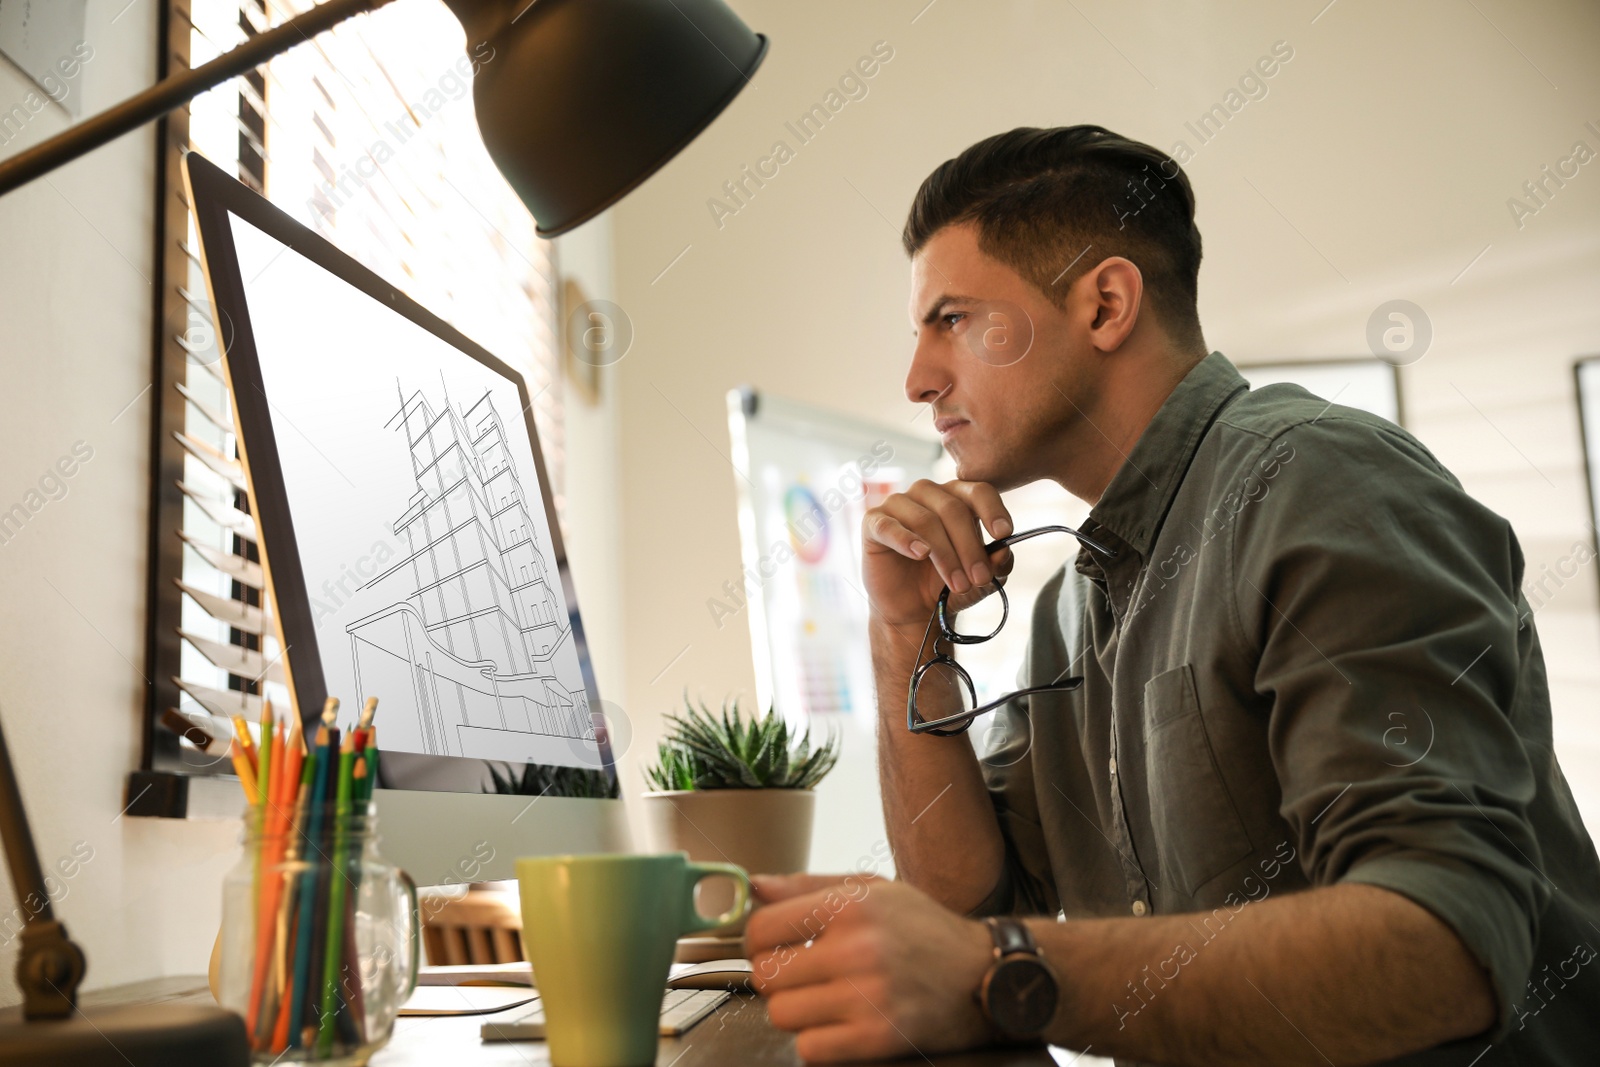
725, 390, 941, 874
726, 389, 942, 719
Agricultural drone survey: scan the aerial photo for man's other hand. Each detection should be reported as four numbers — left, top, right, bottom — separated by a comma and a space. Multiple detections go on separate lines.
862, 479, 1015, 628
745, 873, 996, 1063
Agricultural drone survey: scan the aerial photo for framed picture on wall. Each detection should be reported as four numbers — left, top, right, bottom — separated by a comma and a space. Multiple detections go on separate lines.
1236, 357, 1403, 426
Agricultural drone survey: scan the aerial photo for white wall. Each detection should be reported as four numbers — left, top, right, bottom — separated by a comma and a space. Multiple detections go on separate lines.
553, 217, 632, 778
603, 0, 1600, 869
0, 0, 246, 1000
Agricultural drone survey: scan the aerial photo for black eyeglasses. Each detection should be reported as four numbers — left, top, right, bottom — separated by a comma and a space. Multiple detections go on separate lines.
906, 525, 1117, 736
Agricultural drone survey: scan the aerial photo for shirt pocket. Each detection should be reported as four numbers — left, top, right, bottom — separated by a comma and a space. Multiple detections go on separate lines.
1143, 664, 1254, 896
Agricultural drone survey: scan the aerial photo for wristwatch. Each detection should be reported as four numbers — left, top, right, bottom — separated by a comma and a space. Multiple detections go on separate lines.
975, 917, 1059, 1039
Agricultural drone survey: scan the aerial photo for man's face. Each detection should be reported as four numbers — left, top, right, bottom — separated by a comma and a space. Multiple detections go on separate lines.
906, 223, 1088, 490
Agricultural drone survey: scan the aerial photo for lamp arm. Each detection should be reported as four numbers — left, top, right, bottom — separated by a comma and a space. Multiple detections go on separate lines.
0, 706, 88, 1018
0, 0, 396, 197
0, 711, 51, 928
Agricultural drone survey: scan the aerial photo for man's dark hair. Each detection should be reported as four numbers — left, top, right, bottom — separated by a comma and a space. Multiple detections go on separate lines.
903, 125, 1204, 351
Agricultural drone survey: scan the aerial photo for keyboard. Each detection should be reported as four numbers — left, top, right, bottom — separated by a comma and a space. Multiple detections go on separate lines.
480, 988, 730, 1041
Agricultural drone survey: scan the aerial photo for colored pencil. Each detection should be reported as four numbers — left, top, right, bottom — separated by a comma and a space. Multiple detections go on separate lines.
270, 710, 316, 1049
364, 727, 380, 797
229, 739, 258, 804
250, 704, 274, 954
254, 714, 300, 1047
244, 716, 284, 1043
255, 701, 274, 815
232, 713, 259, 774
339, 891, 366, 1044
285, 704, 333, 1049
270, 719, 318, 1052
303, 721, 340, 1040
341, 752, 371, 1043
316, 735, 357, 1053
271, 900, 300, 1051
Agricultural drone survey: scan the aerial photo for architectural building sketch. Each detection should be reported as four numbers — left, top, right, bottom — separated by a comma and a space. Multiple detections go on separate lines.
345, 382, 593, 761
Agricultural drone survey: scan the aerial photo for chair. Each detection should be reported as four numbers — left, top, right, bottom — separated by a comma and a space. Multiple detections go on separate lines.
418, 882, 524, 966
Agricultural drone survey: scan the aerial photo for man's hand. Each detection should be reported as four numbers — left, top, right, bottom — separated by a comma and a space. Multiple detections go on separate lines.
862, 481, 1014, 912
745, 873, 996, 1063
862, 479, 1016, 628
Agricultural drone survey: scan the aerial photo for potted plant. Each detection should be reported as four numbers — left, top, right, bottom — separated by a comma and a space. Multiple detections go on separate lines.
640, 697, 839, 935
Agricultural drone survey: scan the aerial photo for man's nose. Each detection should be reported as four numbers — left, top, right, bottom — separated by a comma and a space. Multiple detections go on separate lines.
905, 335, 950, 405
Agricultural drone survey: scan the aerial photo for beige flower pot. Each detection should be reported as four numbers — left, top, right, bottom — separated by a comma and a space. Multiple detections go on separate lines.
640, 788, 815, 935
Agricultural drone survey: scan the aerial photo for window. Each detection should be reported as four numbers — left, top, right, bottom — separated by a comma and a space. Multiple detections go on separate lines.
138, 0, 563, 803
1235, 358, 1403, 426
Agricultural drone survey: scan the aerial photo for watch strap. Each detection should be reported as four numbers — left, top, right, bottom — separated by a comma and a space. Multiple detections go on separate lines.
985, 916, 1038, 958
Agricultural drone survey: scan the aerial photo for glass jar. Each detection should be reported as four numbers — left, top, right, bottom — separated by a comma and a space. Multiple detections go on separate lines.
217, 804, 419, 1065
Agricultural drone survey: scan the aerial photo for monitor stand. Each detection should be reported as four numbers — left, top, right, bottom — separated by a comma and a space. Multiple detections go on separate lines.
372, 788, 632, 886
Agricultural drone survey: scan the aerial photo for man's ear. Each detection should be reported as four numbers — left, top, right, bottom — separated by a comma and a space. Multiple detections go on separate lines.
1079, 256, 1143, 352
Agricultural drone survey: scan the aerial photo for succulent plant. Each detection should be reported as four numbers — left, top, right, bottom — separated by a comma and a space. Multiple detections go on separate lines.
484, 761, 616, 799
643, 697, 839, 791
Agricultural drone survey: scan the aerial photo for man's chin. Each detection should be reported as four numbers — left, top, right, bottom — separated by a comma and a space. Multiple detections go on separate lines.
952, 454, 1027, 493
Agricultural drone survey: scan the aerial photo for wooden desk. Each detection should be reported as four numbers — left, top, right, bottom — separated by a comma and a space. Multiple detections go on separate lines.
86, 977, 1061, 1066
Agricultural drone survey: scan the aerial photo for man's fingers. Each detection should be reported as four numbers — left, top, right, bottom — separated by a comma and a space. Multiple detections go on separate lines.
948, 480, 1013, 541
762, 976, 866, 1031
906, 481, 993, 589
877, 495, 969, 593
863, 478, 1012, 599
861, 510, 931, 564
752, 872, 874, 903
766, 980, 907, 1063
793, 1021, 879, 1064
752, 927, 880, 992
794, 1015, 907, 1064
745, 883, 873, 954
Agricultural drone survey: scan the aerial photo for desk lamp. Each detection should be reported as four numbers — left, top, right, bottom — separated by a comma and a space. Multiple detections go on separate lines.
0, 0, 769, 235
0, 0, 765, 1061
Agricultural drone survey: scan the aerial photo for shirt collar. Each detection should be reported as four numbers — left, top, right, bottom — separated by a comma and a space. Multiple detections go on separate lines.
1076, 351, 1248, 567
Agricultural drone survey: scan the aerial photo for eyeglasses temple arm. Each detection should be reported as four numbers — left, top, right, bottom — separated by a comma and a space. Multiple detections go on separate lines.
967, 678, 1083, 718
983, 524, 1117, 559
911, 677, 1084, 733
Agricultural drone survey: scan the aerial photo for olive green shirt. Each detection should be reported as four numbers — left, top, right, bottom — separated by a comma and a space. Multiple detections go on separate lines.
977, 351, 1600, 1066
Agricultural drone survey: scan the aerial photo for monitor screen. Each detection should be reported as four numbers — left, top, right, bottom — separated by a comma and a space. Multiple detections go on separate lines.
187, 154, 613, 797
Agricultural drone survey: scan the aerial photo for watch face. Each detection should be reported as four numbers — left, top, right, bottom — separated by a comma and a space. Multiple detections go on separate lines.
986, 956, 1059, 1036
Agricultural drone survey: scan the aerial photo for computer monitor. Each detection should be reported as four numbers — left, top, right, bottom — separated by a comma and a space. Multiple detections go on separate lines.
183, 152, 629, 884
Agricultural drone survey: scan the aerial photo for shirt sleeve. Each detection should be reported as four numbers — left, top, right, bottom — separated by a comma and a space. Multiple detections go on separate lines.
1230, 416, 1548, 1040
970, 567, 1070, 919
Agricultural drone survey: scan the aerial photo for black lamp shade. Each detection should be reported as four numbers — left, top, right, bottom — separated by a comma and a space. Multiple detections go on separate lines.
461, 0, 767, 237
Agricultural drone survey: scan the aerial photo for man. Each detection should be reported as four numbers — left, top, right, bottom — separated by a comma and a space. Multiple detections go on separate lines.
743, 126, 1600, 1066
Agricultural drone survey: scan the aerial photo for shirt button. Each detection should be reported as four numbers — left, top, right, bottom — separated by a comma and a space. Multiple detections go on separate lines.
1131, 900, 1148, 917
1108, 758, 1117, 775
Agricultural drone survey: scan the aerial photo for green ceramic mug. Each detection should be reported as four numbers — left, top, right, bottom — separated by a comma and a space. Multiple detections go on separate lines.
515, 852, 751, 1067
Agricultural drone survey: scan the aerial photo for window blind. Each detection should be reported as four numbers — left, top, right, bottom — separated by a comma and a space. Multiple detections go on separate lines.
141, 0, 562, 793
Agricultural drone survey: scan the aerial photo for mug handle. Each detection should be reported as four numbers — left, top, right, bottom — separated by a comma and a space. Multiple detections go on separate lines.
398, 868, 421, 998
682, 862, 751, 934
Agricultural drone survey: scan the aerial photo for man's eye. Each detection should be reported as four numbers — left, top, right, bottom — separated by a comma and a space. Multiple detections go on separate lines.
942, 312, 967, 329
